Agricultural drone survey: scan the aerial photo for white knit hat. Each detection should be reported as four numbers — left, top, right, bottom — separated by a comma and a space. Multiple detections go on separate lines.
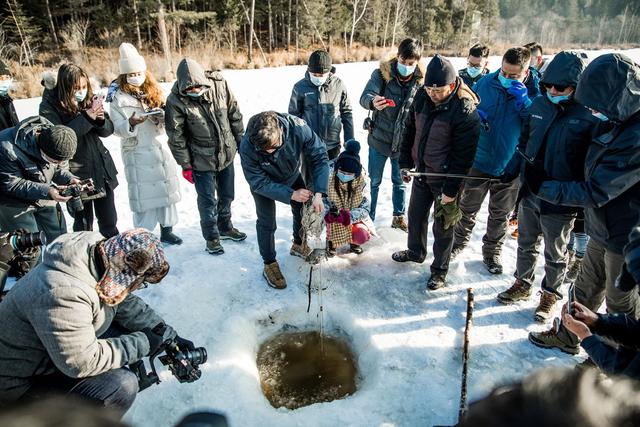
118, 42, 147, 75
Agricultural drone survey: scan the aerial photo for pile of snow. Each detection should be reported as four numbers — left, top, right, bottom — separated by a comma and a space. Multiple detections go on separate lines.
11, 48, 640, 427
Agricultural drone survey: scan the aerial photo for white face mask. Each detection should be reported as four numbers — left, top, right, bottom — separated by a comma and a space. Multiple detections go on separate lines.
127, 75, 146, 87
310, 74, 328, 86
0, 79, 12, 96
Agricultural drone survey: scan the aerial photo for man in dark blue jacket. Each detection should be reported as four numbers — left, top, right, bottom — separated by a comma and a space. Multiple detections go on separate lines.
529, 53, 640, 355
458, 43, 490, 88
239, 111, 329, 289
452, 47, 538, 275
496, 52, 599, 323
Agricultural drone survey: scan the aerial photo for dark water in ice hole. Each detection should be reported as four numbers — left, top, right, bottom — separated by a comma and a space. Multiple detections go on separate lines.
256, 331, 358, 409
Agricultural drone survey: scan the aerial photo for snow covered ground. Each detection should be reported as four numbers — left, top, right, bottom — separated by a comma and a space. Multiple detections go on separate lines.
12, 48, 640, 427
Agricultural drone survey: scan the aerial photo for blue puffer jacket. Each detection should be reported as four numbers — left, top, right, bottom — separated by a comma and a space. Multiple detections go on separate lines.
471, 70, 534, 177
239, 113, 329, 204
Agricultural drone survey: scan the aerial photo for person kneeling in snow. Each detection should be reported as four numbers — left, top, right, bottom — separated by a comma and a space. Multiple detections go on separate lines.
323, 140, 374, 256
0, 229, 194, 417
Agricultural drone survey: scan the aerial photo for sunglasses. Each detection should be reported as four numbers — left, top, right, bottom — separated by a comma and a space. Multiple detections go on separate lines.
543, 83, 569, 92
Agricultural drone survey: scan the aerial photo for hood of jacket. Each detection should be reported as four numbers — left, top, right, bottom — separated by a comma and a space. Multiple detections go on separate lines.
541, 51, 588, 89
575, 53, 640, 123
379, 55, 426, 85
173, 58, 213, 96
41, 231, 105, 285
4, 116, 54, 161
456, 77, 480, 105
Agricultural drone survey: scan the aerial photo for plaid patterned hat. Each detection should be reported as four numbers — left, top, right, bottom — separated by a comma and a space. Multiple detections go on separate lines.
96, 229, 170, 305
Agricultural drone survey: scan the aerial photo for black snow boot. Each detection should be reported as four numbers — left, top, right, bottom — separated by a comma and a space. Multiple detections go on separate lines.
160, 226, 183, 245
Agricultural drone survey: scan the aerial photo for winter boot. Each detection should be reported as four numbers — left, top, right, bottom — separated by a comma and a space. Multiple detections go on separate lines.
349, 243, 363, 255
220, 227, 247, 242
392, 250, 421, 263
290, 241, 312, 260
534, 290, 560, 323
160, 226, 183, 245
426, 271, 447, 291
263, 261, 287, 289
326, 241, 337, 258
565, 254, 583, 284
483, 256, 503, 275
391, 215, 408, 232
497, 279, 532, 303
528, 318, 580, 355
205, 238, 224, 255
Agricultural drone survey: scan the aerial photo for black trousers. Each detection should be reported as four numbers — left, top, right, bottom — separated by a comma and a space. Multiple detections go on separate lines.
73, 184, 119, 238
406, 177, 454, 274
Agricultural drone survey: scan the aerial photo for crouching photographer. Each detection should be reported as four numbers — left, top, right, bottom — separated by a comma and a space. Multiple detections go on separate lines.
0, 229, 200, 418
0, 230, 46, 295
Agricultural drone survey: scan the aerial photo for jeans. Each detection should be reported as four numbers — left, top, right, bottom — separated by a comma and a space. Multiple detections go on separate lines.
367, 145, 405, 220
192, 164, 235, 241
73, 184, 119, 238
251, 175, 306, 264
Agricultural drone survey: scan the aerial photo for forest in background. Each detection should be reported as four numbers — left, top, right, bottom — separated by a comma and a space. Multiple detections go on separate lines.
1, 0, 638, 96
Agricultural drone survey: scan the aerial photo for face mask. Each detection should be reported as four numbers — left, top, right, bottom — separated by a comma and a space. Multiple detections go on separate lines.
546, 92, 570, 105
592, 111, 609, 121
336, 171, 355, 183
498, 74, 518, 89
0, 79, 12, 96
310, 74, 328, 86
74, 89, 88, 103
466, 67, 483, 78
127, 75, 146, 87
186, 90, 204, 98
397, 62, 416, 77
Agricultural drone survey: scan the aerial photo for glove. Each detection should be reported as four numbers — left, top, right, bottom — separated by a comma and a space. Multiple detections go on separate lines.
338, 209, 351, 227
434, 197, 463, 230
142, 324, 166, 356
507, 81, 531, 111
182, 168, 194, 184
175, 335, 196, 351
324, 212, 339, 224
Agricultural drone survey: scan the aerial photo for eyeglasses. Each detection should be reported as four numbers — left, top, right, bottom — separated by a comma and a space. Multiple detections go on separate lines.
543, 83, 569, 92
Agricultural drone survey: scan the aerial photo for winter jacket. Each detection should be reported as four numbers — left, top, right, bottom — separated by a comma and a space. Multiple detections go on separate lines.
322, 171, 374, 227
0, 232, 163, 403
39, 87, 118, 191
110, 89, 181, 213
471, 70, 535, 177
524, 66, 542, 98
458, 67, 488, 88
239, 113, 329, 204
288, 69, 354, 151
360, 57, 426, 158
165, 59, 244, 172
0, 116, 75, 210
400, 78, 480, 198
0, 95, 19, 132
537, 54, 640, 254
581, 313, 640, 380
507, 51, 598, 214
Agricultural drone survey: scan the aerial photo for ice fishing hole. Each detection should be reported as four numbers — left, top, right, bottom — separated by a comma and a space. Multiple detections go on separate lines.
256, 330, 358, 409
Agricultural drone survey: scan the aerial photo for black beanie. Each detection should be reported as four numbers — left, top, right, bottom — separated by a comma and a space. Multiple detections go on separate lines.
425, 54, 456, 87
38, 125, 77, 161
334, 139, 362, 176
308, 50, 332, 74
0, 60, 9, 76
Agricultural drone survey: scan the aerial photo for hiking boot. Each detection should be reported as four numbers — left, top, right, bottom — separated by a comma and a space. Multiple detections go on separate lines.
508, 218, 519, 239
220, 227, 247, 242
483, 256, 503, 275
497, 279, 532, 304
391, 215, 408, 232
528, 318, 580, 355
205, 238, 224, 255
263, 261, 287, 289
565, 255, 583, 284
392, 250, 421, 263
290, 241, 312, 260
160, 226, 183, 245
326, 241, 336, 258
349, 243, 363, 255
450, 244, 465, 260
534, 291, 560, 323
426, 271, 447, 290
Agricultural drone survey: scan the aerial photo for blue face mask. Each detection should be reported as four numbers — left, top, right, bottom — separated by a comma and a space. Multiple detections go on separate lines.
397, 62, 416, 77
466, 67, 483, 78
310, 74, 328, 86
498, 73, 518, 89
592, 111, 609, 121
336, 171, 355, 183
187, 90, 204, 98
0, 79, 12, 96
74, 89, 87, 102
546, 92, 570, 105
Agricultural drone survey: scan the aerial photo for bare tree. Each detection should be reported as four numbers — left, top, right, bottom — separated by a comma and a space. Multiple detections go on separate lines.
349, 0, 369, 50
157, 0, 172, 74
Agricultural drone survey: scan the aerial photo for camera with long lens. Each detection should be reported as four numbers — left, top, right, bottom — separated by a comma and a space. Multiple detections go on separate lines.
4, 231, 46, 252
58, 178, 106, 214
0, 230, 47, 294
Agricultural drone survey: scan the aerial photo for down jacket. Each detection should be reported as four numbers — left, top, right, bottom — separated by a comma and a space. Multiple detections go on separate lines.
360, 57, 426, 158
110, 89, 181, 213
0, 232, 163, 404
288, 68, 354, 151
165, 59, 244, 172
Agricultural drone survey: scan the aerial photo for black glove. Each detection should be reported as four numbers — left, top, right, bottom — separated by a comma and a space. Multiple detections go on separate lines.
175, 335, 196, 351
142, 323, 166, 355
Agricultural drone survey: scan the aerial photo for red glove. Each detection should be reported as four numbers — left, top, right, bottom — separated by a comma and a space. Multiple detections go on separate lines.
338, 209, 351, 227
324, 212, 338, 224
182, 168, 194, 184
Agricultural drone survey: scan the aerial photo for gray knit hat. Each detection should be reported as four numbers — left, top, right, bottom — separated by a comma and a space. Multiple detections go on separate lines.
38, 125, 77, 161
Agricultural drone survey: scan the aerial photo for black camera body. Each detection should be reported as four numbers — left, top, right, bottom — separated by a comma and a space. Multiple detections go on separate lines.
59, 179, 106, 214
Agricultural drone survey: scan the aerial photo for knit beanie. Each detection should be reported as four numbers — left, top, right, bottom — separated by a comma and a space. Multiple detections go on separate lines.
308, 50, 332, 74
0, 60, 9, 77
425, 54, 456, 87
118, 42, 147, 75
334, 139, 362, 176
38, 125, 77, 161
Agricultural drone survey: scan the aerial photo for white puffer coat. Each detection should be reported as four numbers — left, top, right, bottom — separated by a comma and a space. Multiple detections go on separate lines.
110, 90, 181, 213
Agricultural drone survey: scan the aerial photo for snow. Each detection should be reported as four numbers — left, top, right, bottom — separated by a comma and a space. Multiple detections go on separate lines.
11, 48, 640, 427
